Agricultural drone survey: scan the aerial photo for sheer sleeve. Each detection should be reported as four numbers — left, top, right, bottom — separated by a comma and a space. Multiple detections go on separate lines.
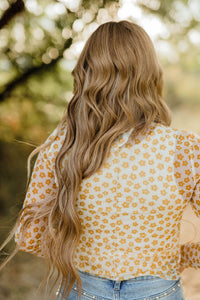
14, 126, 66, 257
175, 130, 200, 269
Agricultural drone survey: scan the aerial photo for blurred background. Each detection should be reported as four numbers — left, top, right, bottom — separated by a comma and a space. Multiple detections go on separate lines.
0, 0, 200, 299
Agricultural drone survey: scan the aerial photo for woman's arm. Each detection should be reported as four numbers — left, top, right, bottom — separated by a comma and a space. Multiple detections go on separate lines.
14, 148, 57, 257
14, 126, 66, 257
180, 243, 200, 269
178, 131, 200, 270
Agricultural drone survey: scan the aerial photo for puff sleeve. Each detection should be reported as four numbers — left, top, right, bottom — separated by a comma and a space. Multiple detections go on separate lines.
176, 130, 200, 269
14, 126, 66, 257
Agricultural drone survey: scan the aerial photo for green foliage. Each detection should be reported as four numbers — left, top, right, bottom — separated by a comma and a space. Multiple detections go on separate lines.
138, 0, 200, 43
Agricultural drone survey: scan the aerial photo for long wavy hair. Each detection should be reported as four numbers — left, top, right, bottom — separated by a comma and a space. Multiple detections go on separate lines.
0, 20, 171, 299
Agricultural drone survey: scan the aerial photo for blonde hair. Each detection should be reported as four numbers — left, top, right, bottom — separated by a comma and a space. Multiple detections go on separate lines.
0, 20, 171, 300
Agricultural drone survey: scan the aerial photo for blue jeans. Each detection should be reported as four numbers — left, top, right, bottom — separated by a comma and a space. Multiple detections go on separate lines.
57, 270, 185, 300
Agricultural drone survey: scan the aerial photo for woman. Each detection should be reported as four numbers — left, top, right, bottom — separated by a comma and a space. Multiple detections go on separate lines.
1, 20, 200, 300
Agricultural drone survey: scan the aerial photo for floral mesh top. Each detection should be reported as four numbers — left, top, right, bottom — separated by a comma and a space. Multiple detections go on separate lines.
15, 121, 200, 281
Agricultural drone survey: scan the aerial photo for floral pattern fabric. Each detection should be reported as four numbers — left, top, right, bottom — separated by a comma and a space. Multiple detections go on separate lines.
15, 122, 200, 281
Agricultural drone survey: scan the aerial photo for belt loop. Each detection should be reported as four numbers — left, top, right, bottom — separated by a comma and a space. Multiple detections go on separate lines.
114, 281, 121, 290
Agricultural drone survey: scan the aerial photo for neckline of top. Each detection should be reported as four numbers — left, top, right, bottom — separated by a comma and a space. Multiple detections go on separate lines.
112, 121, 158, 149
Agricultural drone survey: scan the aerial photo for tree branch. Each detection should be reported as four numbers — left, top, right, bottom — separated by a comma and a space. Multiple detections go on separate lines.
0, 38, 73, 103
0, 0, 25, 30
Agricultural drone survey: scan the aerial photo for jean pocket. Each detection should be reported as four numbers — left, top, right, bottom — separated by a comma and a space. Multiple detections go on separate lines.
57, 285, 108, 300
71, 285, 109, 300
146, 278, 183, 300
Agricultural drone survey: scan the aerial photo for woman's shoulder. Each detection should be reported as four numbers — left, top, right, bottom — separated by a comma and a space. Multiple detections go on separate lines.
41, 123, 67, 161
155, 122, 200, 143
46, 123, 67, 143
172, 126, 200, 145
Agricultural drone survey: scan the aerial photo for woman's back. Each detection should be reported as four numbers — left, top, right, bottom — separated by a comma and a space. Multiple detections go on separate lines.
15, 121, 200, 283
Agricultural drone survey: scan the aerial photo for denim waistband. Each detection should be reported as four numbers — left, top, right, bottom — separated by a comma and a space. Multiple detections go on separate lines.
58, 270, 184, 300
77, 270, 179, 283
